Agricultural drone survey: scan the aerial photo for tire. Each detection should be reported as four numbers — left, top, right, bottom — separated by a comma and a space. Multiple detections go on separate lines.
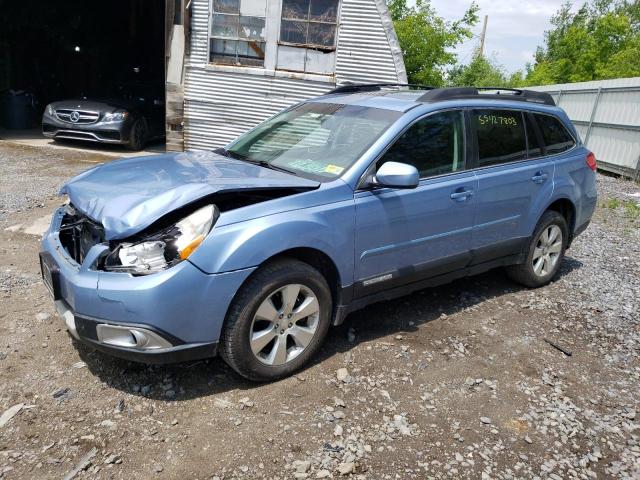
128, 118, 147, 151
220, 258, 332, 381
506, 210, 568, 288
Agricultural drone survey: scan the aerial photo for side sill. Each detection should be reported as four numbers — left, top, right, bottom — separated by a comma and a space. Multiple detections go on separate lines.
333, 253, 524, 325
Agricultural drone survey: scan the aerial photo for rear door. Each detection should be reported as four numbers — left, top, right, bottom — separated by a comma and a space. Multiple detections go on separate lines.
353, 109, 478, 297
470, 108, 554, 263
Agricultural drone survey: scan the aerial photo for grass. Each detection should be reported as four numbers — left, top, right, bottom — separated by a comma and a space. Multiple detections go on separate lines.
601, 197, 640, 220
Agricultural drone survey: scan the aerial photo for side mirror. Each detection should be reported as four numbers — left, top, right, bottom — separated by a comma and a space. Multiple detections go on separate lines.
372, 162, 419, 189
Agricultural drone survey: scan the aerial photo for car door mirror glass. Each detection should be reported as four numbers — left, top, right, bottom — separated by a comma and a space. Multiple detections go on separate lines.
374, 161, 419, 189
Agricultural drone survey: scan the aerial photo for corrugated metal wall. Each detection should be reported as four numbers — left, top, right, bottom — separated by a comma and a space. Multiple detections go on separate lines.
531, 77, 640, 178
184, 0, 406, 150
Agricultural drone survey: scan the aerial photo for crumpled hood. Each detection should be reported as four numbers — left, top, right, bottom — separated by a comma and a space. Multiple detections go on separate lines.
60, 151, 319, 240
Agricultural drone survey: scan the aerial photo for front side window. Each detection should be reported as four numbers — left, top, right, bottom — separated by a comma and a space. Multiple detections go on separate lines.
534, 114, 575, 155
210, 0, 267, 66
473, 109, 527, 167
227, 102, 402, 180
379, 111, 465, 178
280, 0, 339, 49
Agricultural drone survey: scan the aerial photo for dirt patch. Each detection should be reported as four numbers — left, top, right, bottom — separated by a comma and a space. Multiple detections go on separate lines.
0, 144, 638, 479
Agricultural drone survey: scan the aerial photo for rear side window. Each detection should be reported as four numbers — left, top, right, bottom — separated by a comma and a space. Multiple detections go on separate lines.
379, 110, 465, 178
534, 114, 575, 155
473, 109, 527, 167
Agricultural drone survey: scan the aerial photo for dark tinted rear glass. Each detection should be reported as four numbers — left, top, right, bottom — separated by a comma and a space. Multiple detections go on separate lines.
525, 114, 543, 157
534, 114, 575, 155
473, 109, 527, 167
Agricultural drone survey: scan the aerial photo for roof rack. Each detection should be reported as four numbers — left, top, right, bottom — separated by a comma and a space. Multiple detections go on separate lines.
327, 83, 434, 95
417, 87, 555, 106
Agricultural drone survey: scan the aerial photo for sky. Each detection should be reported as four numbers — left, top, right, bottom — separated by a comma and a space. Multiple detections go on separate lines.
430, 0, 571, 73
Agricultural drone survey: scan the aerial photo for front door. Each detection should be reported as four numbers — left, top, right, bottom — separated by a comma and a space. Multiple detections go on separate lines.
354, 110, 477, 297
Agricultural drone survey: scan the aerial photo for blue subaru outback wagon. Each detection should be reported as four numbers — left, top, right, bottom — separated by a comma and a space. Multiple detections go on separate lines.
40, 85, 597, 380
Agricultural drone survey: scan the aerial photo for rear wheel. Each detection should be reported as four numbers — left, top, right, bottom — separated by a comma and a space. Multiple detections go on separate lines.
220, 258, 332, 381
506, 210, 568, 288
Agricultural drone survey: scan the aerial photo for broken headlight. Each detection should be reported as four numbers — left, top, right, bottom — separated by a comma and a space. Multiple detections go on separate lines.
104, 204, 217, 275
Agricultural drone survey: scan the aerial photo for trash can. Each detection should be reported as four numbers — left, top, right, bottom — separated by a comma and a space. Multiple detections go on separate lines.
0, 90, 36, 129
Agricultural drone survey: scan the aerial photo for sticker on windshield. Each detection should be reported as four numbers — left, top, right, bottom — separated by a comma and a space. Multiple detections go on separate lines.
324, 164, 344, 175
288, 159, 328, 174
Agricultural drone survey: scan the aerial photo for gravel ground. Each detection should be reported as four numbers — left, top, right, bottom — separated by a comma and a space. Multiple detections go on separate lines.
0, 143, 106, 229
0, 142, 639, 479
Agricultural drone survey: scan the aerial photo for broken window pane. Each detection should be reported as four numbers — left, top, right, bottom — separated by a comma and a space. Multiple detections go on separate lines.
281, 0, 310, 20
309, 0, 338, 22
213, 0, 239, 14
212, 14, 239, 37
239, 16, 266, 40
280, 20, 308, 44
308, 23, 335, 47
305, 49, 335, 74
279, 0, 338, 51
242, 40, 266, 59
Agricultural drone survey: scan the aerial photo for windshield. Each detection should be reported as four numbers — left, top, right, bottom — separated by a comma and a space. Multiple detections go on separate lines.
226, 102, 403, 180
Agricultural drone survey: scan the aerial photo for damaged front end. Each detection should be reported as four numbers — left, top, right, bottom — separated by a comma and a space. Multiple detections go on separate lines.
59, 187, 309, 276
102, 204, 218, 275
59, 203, 106, 265
60, 202, 218, 276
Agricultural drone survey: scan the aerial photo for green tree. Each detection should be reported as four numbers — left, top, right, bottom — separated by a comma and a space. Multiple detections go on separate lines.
388, 0, 479, 86
524, 0, 640, 85
448, 54, 509, 87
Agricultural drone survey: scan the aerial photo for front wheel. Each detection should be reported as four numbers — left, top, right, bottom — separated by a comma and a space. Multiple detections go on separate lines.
128, 118, 147, 151
506, 210, 568, 288
220, 259, 332, 381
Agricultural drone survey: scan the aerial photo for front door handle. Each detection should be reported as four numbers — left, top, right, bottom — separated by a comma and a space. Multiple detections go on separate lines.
450, 188, 474, 202
531, 171, 549, 184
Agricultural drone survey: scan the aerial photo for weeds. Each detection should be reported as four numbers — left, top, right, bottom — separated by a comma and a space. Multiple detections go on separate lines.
601, 197, 640, 220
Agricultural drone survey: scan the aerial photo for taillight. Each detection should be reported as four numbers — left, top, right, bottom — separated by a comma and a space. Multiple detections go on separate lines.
586, 151, 597, 171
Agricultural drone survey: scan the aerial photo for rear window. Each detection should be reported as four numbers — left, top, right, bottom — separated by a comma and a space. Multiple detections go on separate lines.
534, 114, 575, 155
473, 109, 527, 167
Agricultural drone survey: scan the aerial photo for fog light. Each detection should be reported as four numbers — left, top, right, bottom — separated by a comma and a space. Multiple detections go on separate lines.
96, 324, 172, 350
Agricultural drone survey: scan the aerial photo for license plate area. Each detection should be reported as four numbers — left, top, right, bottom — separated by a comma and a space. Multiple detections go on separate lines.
39, 252, 61, 300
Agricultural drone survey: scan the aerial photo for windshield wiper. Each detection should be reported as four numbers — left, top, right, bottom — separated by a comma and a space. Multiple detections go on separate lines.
212, 147, 245, 160
213, 148, 298, 176
249, 159, 299, 176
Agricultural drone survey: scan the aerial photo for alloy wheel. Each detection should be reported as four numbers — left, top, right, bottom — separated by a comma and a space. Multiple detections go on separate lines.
532, 224, 563, 276
249, 284, 320, 366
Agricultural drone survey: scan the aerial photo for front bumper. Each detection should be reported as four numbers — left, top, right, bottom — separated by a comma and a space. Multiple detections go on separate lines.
55, 299, 217, 363
41, 207, 256, 364
42, 114, 131, 145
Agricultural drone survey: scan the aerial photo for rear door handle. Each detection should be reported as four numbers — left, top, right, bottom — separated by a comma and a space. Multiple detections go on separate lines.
531, 171, 549, 184
450, 189, 474, 202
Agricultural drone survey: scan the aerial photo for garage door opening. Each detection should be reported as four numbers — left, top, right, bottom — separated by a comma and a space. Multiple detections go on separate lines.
0, 0, 166, 152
